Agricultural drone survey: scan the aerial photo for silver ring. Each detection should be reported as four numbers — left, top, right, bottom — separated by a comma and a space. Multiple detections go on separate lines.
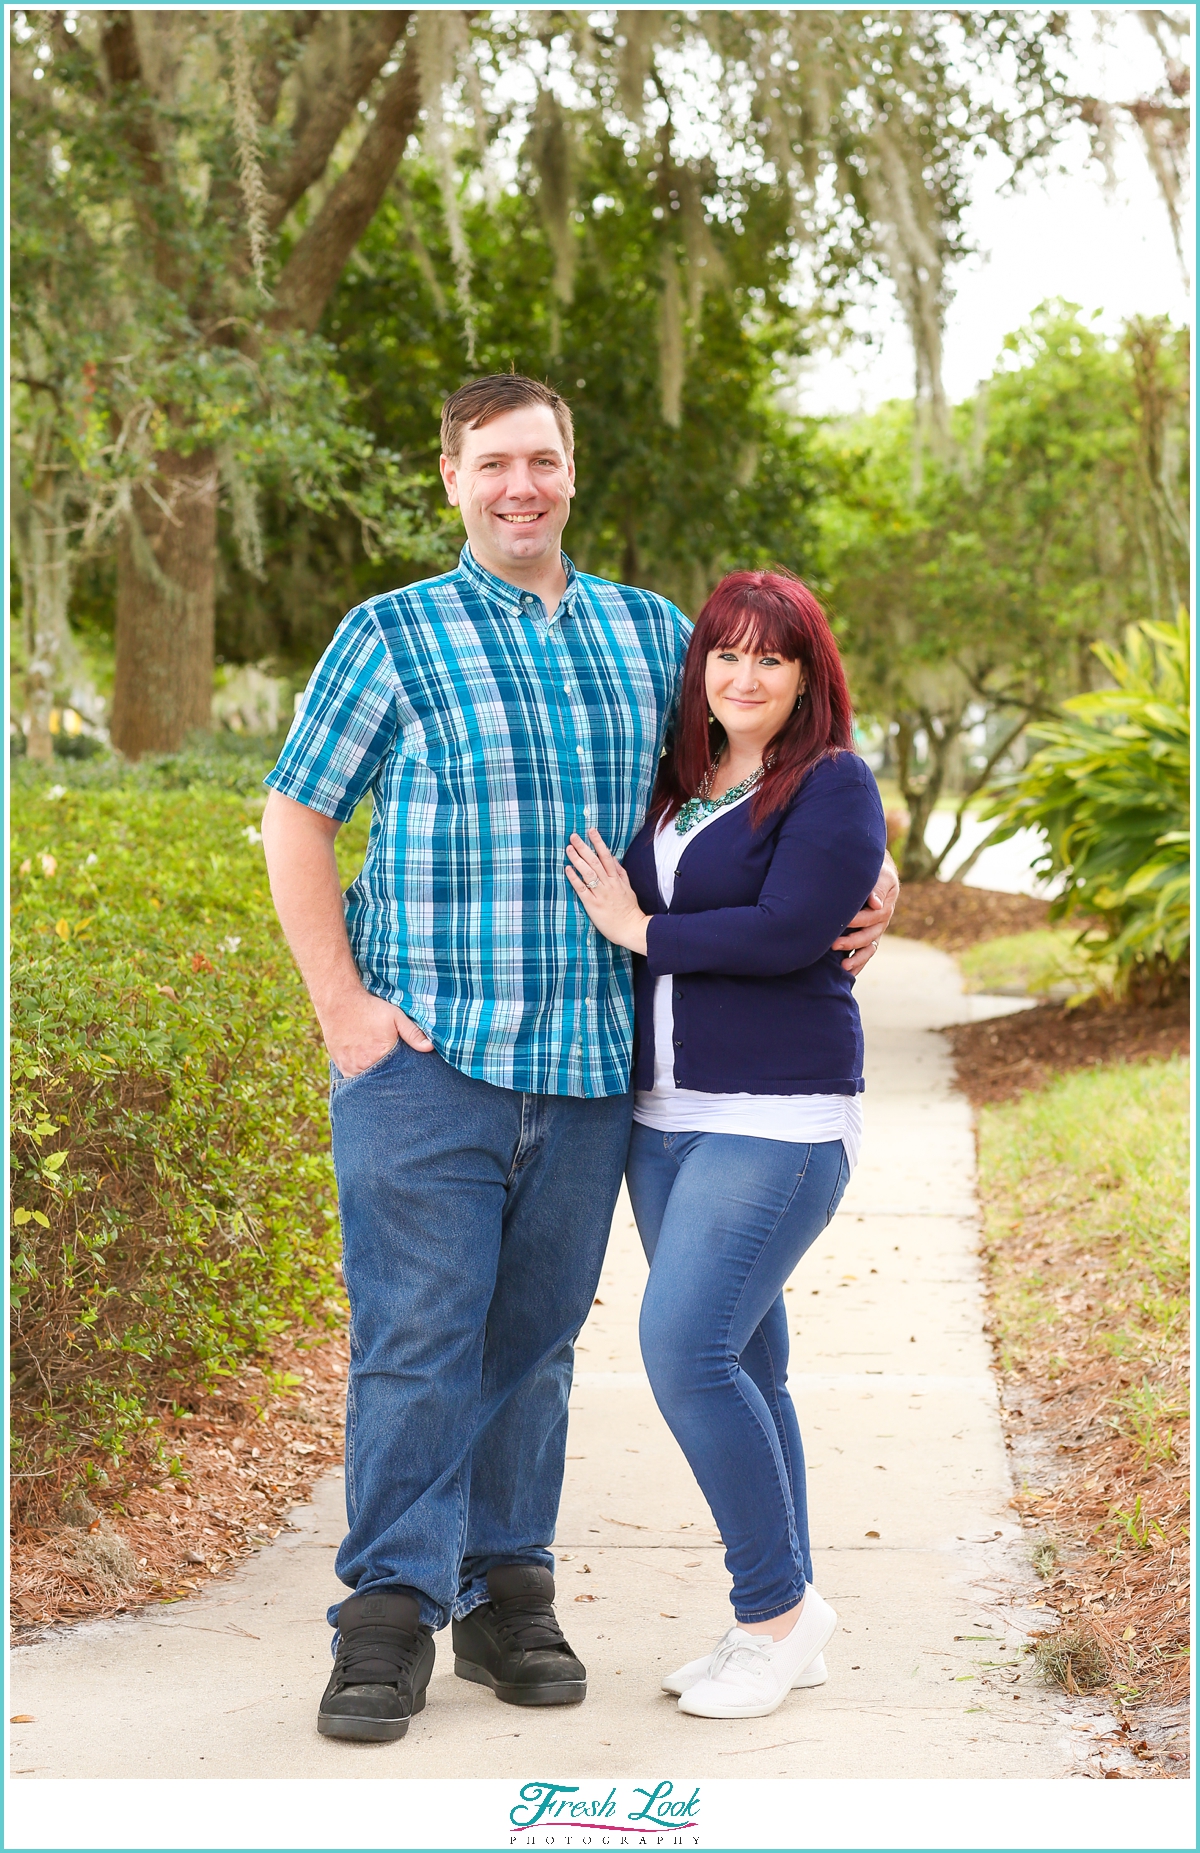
586, 877, 600, 890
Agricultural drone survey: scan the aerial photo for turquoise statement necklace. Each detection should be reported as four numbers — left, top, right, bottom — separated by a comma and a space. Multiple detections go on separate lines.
675, 761, 763, 837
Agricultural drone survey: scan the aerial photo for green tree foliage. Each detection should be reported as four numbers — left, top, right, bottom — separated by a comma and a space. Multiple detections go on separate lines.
815, 305, 1190, 878
220, 137, 826, 662
981, 608, 1190, 1000
9, 9, 442, 758
13, 7, 1085, 745
9, 759, 369, 1475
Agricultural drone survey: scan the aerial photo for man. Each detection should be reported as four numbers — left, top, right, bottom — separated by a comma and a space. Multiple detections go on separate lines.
261, 374, 898, 1744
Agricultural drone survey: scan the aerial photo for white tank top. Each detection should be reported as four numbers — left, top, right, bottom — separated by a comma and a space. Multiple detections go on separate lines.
632, 794, 863, 1167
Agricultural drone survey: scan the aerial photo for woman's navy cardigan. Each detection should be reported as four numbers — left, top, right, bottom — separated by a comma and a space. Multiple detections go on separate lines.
623, 752, 886, 1097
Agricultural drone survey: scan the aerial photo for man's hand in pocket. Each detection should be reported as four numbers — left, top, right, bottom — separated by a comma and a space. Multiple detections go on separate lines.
324, 990, 433, 1078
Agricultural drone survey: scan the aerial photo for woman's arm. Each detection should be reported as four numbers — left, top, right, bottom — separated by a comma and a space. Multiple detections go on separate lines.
566, 763, 886, 974
646, 811, 882, 978
648, 766, 885, 976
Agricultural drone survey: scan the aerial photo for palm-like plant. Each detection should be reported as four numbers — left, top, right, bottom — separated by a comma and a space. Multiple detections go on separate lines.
983, 608, 1190, 1001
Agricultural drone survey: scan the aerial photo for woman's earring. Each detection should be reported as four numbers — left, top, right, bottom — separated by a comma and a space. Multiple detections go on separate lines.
707, 712, 716, 725
795, 690, 806, 709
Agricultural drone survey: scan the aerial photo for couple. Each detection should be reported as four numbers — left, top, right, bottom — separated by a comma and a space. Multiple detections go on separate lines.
261, 373, 895, 1743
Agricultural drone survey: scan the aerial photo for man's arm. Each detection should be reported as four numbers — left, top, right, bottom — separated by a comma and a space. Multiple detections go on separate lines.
832, 850, 900, 972
261, 790, 433, 1076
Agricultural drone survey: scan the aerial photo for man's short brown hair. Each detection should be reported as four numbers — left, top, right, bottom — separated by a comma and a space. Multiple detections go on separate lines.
440, 374, 574, 464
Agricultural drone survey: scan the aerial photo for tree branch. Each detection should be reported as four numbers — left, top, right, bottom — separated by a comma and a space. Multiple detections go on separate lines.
933, 710, 1037, 880
253, 11, 322, 128
263, 11, 411, 232
269, 41, 422, 335
100, 11, 184, 294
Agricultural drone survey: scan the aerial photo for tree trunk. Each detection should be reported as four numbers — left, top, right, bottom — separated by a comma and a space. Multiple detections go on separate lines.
895, 708, 963, 883
111, 449, 219, 758
12, 464, 72, 765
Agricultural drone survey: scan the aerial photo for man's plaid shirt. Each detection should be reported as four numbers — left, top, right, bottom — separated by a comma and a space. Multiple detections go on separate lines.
266, 545, 690, 1098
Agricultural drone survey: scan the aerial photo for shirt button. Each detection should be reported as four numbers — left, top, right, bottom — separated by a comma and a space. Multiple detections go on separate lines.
673, 989, 683, 999
673, 1038, 683, 1048
577, 745, 585, 756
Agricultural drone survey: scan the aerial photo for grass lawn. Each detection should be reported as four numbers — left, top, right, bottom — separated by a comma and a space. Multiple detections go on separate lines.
977, 1056, 1190, 1709
959, 927, 1093, 998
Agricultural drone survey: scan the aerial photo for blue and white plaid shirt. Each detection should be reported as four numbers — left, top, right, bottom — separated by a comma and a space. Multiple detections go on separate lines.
267, 545, 690, 1097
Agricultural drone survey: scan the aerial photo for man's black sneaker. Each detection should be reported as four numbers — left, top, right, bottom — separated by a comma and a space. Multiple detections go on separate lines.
317, 1590, 435, 1742
452, 1564, 586, 1707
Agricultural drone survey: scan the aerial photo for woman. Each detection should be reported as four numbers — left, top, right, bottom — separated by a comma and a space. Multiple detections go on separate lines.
564, 569, 885, 1720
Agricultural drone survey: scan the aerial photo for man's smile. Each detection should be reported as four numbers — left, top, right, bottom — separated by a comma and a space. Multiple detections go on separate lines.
496, 510, 547, 524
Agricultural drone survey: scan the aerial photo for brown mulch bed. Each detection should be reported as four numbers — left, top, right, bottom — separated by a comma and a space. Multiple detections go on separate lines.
1001, 1361, 1190, 1725
892, 879, 1052, 953
946, 996, 1190, 1108
10, 1325, 349, 1640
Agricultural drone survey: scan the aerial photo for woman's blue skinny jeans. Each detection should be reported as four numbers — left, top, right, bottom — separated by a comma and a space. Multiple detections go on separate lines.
627, 1125, 850, 1624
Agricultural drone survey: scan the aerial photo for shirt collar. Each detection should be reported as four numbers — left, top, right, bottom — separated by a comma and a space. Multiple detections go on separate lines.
457, 542, 578, 621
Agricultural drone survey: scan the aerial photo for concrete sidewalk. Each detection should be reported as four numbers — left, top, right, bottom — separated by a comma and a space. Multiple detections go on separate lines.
10, 939, 1076, 1781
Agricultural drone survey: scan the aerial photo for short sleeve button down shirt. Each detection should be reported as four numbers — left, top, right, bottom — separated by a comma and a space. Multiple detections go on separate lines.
266, 545, 691, 1098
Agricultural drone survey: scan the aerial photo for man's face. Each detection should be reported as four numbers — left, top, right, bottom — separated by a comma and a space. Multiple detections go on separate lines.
440, 405, 575, 577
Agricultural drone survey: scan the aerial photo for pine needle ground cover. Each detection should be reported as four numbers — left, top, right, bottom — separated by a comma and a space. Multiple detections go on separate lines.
977, 1058, 1190, 1715
10, 756, 367, 1622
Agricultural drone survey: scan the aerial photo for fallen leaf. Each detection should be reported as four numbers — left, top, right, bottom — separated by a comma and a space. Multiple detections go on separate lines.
155, 984, 178, 1002
865, 1530, 880, 1539
1122, 1626, 1136, 1641
10, 1716, 35, 1724
574, 1593, 598, 1603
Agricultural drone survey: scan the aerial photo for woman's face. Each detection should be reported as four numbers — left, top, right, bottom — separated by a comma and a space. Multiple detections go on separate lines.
705, 633, 805, 757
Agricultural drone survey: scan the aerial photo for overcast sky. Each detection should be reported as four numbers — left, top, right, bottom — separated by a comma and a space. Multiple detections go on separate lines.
797, 8, 1193, 416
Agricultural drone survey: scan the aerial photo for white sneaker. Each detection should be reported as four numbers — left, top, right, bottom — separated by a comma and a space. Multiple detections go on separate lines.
677, 1589, 838, 1719
662, 1649, 827, 1698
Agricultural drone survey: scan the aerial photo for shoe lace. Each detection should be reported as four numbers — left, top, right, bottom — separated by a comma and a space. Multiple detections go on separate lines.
708, 1630, 774, 1681
336, 1622, 424, 1689
491, 1594, 571, 1654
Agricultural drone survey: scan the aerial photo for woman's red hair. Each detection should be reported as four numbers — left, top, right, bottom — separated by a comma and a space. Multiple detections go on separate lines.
651, 569, 854, 830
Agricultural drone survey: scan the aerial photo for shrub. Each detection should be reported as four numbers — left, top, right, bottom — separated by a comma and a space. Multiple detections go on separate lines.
982, 608, 1189, 1000
10, 754, 361, 1484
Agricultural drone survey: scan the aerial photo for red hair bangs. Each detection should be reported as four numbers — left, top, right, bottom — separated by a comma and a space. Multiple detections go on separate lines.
651, 569, 854, 829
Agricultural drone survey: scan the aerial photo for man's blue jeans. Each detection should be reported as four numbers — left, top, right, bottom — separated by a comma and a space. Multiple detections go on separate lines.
626, 1126, 850, 1624
328, 1037, 633, 1633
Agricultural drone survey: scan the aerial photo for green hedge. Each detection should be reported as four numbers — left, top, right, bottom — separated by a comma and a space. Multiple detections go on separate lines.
10, 752, 364, 1478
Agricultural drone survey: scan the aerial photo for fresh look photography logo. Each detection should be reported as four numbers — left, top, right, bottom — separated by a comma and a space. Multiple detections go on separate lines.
508, 1781, 702, 1846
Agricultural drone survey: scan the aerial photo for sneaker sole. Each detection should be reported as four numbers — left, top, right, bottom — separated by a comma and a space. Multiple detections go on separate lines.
454, 1657, 587, 1707
662, 1663, 827, 1698
317, 1686, 426, 1742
